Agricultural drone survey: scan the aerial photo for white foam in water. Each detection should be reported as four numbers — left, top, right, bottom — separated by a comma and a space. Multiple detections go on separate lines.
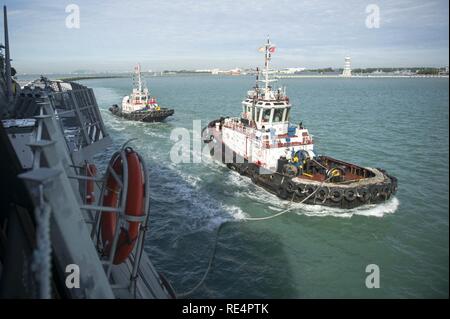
143, 129, 167, 139
179, 172, 202, 188
226, 171, 254, 189
230, 174, 400, 219
163, 170, 246, 232
295, 197, 400, 218
222, 204, 246, 220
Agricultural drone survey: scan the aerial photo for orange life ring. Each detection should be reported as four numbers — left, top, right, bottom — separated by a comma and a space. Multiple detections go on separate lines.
85, 163, 97, 204
100, 149, 145, 265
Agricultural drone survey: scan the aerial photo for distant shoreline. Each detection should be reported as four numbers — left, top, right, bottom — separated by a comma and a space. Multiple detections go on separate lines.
60, 74, 450, 81
276, 75, 450, 79
16, 73, 448, 87
57, 75, 129, 81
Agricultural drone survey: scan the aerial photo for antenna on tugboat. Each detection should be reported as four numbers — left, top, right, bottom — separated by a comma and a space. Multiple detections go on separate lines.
3, 5, 13, 102
264, 36, 271, 98
136, 63, 142, 92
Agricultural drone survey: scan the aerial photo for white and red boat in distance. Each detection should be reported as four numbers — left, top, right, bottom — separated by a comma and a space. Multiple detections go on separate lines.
110, 64, 174, 122
203, 38, 397, 208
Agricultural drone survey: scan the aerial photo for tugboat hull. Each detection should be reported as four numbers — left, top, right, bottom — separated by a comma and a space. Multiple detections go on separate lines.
204, 119, 398, 209
225, 161, 397, 209
109, 105, 174, 122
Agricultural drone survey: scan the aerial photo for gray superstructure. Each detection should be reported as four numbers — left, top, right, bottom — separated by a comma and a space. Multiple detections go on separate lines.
0, 6, 174, 299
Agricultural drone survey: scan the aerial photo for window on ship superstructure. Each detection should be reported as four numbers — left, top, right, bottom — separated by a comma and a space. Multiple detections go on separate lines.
273, 108, 284, 122
262, 109, 271, 122
255, 107, 261, 122
284, 108, 291, 122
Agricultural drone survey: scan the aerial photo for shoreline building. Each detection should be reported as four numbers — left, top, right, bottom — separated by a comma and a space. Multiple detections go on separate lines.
342, 56, 352, 77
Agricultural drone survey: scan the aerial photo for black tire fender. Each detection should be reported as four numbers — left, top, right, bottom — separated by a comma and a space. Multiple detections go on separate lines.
295, 184, 306, 199
304, 185, 316, 197
315, 187, 329, 201
285, 180, 297, 193
344, 188, 357, 201
238, 164, 248, 176
381, 184, 391, 199
330, 188, 344, 203
370, 185, 381, 199
277, 185, 288, 199
391, 177, 398, 193
251, 172, 259, 184
357, 187, 371, 202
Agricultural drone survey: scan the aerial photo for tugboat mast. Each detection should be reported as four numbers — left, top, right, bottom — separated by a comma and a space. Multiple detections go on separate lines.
135, 63, 142, 92
259, 37, 276, 100
264, 38, 270, 97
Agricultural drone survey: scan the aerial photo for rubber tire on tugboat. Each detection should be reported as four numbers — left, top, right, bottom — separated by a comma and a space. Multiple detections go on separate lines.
357, 187, 371, 203
294, 184, 306, 200
304, 185, 316, 197
277, 185, 289, 199
315, 186, 329, 202
391, 176, 398, 193
251, 172, 259, 184
285, 180, 296, 193
381, 184, 391, 200
344, 188, 357, 201
330, 188, 344, 203
370, 185, 380, 200
239, 164, 247, 176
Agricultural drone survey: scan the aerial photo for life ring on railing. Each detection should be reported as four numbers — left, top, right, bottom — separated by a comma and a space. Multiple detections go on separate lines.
100, 149, 145, 265
85, 163, 97, 204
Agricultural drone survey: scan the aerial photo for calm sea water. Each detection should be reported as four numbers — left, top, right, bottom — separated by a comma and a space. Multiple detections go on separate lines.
76, 75, 448, 298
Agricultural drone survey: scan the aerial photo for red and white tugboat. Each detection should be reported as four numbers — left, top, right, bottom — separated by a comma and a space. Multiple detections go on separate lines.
110, 64, 174, 122
203, 39, 397, 208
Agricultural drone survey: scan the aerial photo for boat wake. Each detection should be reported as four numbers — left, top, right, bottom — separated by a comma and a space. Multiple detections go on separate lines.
293, 197, 399, 218
227, 170, 400, 219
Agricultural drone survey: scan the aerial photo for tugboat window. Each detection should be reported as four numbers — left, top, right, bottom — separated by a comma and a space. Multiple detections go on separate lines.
284, 108, 290, 121
273, 108, 284, 122
256, 107, 262, 123
262, 109, 271, 122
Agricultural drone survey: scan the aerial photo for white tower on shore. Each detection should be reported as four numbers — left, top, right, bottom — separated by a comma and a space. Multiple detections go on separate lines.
342, 56, 352, 77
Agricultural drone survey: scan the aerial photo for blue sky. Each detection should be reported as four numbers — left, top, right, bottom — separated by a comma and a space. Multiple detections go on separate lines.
3, 0, 449, 73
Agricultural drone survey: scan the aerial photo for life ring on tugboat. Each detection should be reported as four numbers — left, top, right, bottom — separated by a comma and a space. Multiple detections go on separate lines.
85, 163, 97, 204
100, 149, 145, 265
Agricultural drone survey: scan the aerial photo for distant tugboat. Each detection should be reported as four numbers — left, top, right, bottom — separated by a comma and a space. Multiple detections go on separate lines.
110, 64, 174, 122
203, 39, 398, 209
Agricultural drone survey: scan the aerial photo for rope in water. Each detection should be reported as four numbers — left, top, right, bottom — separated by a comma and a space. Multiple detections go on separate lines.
176, 175, 332, 298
